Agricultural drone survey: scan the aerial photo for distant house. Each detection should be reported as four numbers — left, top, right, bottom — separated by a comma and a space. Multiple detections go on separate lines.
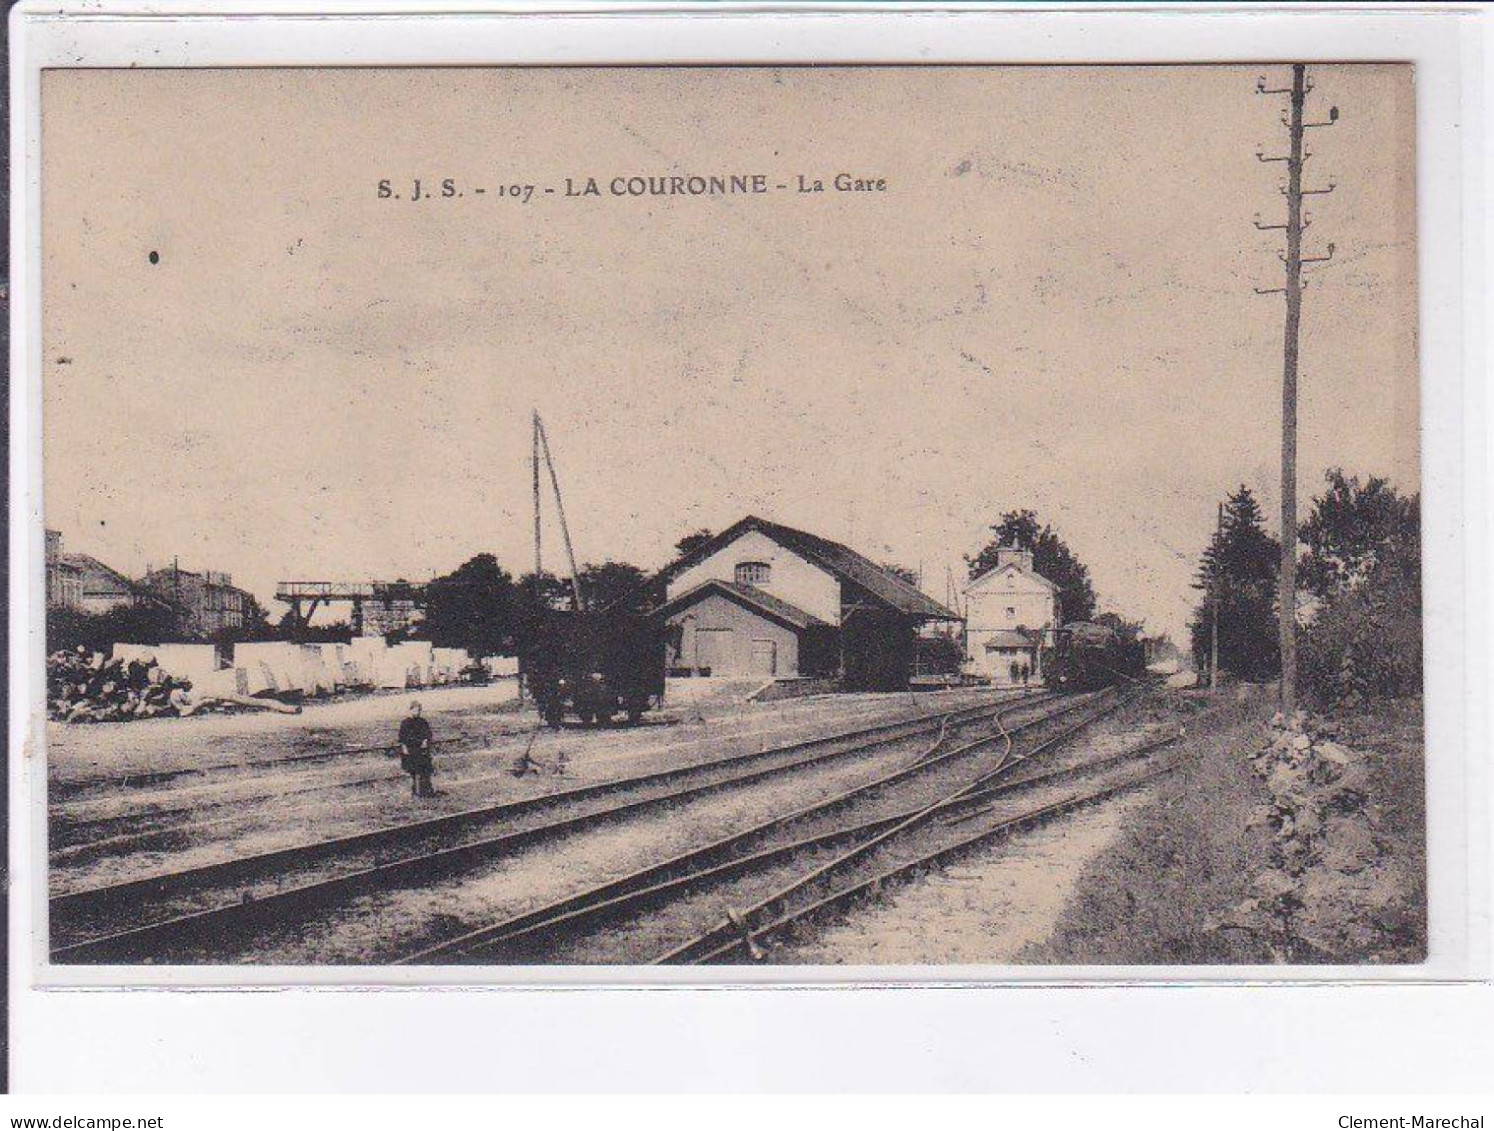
654, 516, 961, 690
65, 553, 148, 615
46, 529, 156, 615
141, 564, 252, 637
963, 546, 1060, 686
45, 530, 84, 611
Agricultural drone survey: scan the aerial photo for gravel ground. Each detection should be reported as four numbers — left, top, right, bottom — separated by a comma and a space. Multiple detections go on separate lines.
78, 697, 1053, 962
771, 692, 1261, 967
661, 700, 1179, 967
47, 683, 529, 789
775, 790, 1153, 964
532, 703, 1097, 965
704, 752, 1171, 964
396, 696, 1152, 966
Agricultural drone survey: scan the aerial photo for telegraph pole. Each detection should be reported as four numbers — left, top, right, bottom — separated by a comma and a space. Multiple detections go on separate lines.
1210, 501, 1222, 692
532, 411, 543, 594
1253, 64, 1338, 713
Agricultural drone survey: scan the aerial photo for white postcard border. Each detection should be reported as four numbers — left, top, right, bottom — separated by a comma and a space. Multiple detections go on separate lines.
7, 0, 1490, 1090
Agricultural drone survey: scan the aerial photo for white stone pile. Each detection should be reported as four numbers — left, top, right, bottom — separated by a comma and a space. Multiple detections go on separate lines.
1221, 710, 1400, 961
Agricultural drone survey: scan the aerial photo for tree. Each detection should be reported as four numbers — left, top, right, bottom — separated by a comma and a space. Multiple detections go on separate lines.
47, 601, 187, 653
1093, 611, 1145, 646
967, 509, 1097, 624
270, 618, 355, 645
423, 553, 521, 657
1143, 633, 1184, 670
1299, 561, 1421, 705
509, 569, 574, 657
1190, 485, 1281, 681
517, 570, 574, 612
879, 562, 920, 588
1297, 470, 1422, 705
515, 562, 655, 615
914, 631, 965, 676
673, 529, 715, 559
577, 560, 654, 614
1298, 468, 1420, 600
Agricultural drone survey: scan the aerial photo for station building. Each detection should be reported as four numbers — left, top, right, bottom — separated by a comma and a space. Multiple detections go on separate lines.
654, 516, 961, 690
962, 546, 1060, 686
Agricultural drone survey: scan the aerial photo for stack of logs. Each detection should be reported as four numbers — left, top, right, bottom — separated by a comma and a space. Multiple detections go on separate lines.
47, 647, 193, 723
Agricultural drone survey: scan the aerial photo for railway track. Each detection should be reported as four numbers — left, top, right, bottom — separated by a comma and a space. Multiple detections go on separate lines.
54, 734, 616, 865
50, 689, 1060, 963
394, 688, 1144, 965
50, 715, 623, 853
660, 732, 1177, 965
50, 695, 994, 857
48, 724, 521, 807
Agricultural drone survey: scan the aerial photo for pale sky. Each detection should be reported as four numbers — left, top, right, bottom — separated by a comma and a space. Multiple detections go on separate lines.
42, 65, 1419, 643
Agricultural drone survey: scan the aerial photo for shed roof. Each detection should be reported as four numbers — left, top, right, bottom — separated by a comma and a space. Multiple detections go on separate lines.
981, 628, 1044, 649
655, 578, 829, 632
658, 515, 960, 621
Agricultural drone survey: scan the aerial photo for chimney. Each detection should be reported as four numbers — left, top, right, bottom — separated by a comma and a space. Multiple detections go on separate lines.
996, 545, 1033, 573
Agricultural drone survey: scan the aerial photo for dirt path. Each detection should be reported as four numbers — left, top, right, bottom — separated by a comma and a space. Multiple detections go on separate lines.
777, 788, 1154, 964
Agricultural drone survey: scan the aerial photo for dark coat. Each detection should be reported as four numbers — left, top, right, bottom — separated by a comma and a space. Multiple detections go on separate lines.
398, 715, 433, 775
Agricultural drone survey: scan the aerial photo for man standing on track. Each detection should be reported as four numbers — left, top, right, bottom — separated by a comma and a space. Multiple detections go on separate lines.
398, 700, 436, 798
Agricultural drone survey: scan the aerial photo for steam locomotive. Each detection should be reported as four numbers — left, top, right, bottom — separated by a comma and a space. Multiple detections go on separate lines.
1045, 621, 1149, 692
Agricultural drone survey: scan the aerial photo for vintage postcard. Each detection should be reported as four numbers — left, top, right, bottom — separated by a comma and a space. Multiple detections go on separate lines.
35, 62, 1426, 975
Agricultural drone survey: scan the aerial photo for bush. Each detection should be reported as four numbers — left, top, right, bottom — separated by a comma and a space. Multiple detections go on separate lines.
1019, 693, 1277, 964
1299, 563, 1422, 708
47, 604, 187, 654
915, 633, 965, 676
1296, 468, 1421, 709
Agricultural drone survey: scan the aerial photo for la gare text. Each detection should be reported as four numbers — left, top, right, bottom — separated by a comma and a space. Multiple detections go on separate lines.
375, 173, 890, 204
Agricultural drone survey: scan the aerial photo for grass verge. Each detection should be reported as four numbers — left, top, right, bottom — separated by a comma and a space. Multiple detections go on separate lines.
1020, 687, 1425, 965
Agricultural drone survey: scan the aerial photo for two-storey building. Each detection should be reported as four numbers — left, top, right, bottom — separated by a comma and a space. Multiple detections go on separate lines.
962, 546, 1060, 685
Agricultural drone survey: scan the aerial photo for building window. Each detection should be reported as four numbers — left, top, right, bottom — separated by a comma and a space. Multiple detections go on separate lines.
1006, 606, 1016, 619
735, 561, 771, 586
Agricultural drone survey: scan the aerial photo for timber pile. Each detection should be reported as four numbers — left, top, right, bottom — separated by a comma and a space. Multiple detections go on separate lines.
48, 646, 304, 723
48, 647, 193, 723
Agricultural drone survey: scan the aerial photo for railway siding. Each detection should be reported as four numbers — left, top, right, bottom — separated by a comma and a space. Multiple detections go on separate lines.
51, 691, 1042, 963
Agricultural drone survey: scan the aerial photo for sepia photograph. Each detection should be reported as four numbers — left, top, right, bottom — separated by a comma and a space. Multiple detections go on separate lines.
36, 61, 1425, 972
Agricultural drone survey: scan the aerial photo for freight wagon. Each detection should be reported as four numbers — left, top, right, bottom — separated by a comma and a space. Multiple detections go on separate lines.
522, 610, 667, 727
